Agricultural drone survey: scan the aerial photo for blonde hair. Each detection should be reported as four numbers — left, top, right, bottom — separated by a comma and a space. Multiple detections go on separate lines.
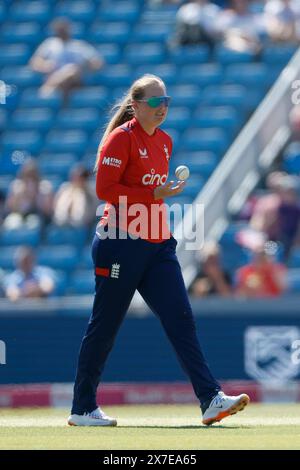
94, 74, 165, 171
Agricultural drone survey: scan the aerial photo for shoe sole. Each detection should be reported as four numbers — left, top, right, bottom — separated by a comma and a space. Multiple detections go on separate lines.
68, 419, 117, 427
202, 394, 250, 426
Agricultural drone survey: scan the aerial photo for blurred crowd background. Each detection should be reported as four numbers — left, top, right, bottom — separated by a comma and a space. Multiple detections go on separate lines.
1, 0, 300, 301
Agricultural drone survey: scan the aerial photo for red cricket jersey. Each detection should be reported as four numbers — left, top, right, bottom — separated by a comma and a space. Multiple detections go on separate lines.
96, 117, 172, 243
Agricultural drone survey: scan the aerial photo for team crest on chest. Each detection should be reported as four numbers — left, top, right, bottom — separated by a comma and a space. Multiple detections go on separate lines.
139, 148, 148, 158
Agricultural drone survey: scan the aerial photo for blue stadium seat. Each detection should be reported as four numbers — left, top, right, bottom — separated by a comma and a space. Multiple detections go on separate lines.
51, 270, 68, 296
168, 85, 201, 108
68, 269, 95, 295
54, 1, 96, 23
131, 23, 171, 43
221, 244, 249, 274
262, 45, 298, 66
172, 151, 218, 178
162, 107, 192, 131
8, 1, 52, 23
0, 22, 43, 45
0, 175, 14, 192
85, 64, 133, 87
69, 87, 108, 108
288, 248, 300, 268
10, 108, 54, 132
44, 130, 88, 155
0, 109, 7, 132
181, 175, 205, 198
0, 226, 41, 247
162, 128, 180, 151
0, 66, 43, 88
286, 269, 300, 293
169, 45, 210, 65
56, 108, 100, 132
124, 43, 166, 66
282, 142, 300, 174
181, 128, 229, 156
0, 246, 19, 270
133, 64, 177, 85
98, 1, 141, 24
219, 222, 249, 245
20, 88, 63, 109
1, 130, 43, 154
200, 85, 247, 110
96, 44, 122, 64
45, 225, 88, 247
80, 245, 93, 269
0, 44, 32, 66
89, 22, 131, 44
193, 106, 240, 136
178, 64, 223, 87
0, 151, 25, 177
0, 2, 7, 23
37, 245, 79, 272
38, 153, 78, 179
43, 175, 64, 192
225, 63, 271, 89
214, 46, 255, 65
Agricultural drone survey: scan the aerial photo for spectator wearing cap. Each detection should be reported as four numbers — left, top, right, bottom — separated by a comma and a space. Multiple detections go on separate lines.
4, 246, 56, 302
30, 18, 104, 100
53, 165, 98, 227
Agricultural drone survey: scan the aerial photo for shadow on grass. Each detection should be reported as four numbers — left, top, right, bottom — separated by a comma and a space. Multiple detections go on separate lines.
117, 425, 244, 429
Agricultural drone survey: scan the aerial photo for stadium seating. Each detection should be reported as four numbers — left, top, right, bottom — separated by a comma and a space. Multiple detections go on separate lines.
0, 0, 296, 297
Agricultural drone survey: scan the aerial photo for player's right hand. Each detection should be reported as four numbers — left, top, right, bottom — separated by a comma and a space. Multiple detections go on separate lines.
154, 180, 185, 200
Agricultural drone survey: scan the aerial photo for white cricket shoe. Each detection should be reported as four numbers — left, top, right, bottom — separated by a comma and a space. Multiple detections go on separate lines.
67, 407, 117, 427
202, 391, 250, 426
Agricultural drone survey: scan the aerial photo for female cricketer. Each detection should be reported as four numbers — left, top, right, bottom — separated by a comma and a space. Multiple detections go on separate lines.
68, 74, 249, 427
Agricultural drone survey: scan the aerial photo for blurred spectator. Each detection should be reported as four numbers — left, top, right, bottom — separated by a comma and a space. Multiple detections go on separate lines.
30, 18, 104, 100
170, 0, 221, 48
216, 0, 265, 53
250, 173, 300, 259
289, 105, 300, 140
3, 159, 53, 229
4, 246, 56, 302
235, 242, 287, 297
53, 165, 97, 227
264, 0, 300, 43
189, 241, 232, 297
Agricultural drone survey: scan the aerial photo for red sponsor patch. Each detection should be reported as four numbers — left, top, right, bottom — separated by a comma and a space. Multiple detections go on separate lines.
95, 267, 110, 277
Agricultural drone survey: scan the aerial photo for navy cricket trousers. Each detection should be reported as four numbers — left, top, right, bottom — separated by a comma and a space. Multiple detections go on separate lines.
71, 232, 220, 414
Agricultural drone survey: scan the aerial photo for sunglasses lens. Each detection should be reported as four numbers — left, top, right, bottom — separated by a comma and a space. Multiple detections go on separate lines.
147, 97, 170, 108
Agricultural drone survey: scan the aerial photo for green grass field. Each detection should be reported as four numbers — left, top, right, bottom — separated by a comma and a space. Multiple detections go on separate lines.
0, 404, 300, 450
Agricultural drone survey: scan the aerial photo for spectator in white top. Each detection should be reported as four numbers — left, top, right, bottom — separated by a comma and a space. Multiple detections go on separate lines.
216, 0, 266, 53
264, 0, 300, 43
170, 0, 221, 49
30, 18, 104, 99
4, 246, 56, 302
4, 159, 53, 229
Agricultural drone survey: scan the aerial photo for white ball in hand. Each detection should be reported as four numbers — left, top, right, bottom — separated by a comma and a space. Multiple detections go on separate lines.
175, 165, 190, 181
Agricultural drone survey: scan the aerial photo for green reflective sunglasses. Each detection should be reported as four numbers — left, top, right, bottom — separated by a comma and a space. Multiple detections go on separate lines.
137, 96, 171, 108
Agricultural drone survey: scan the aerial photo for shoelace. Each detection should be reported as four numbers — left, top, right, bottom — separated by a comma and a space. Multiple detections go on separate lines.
83, 408, 105, 419
210, 392, 226, 408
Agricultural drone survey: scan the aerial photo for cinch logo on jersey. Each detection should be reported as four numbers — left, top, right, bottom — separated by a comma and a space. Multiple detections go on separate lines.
102, 157, 122, 168
142, 169, 168, 186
